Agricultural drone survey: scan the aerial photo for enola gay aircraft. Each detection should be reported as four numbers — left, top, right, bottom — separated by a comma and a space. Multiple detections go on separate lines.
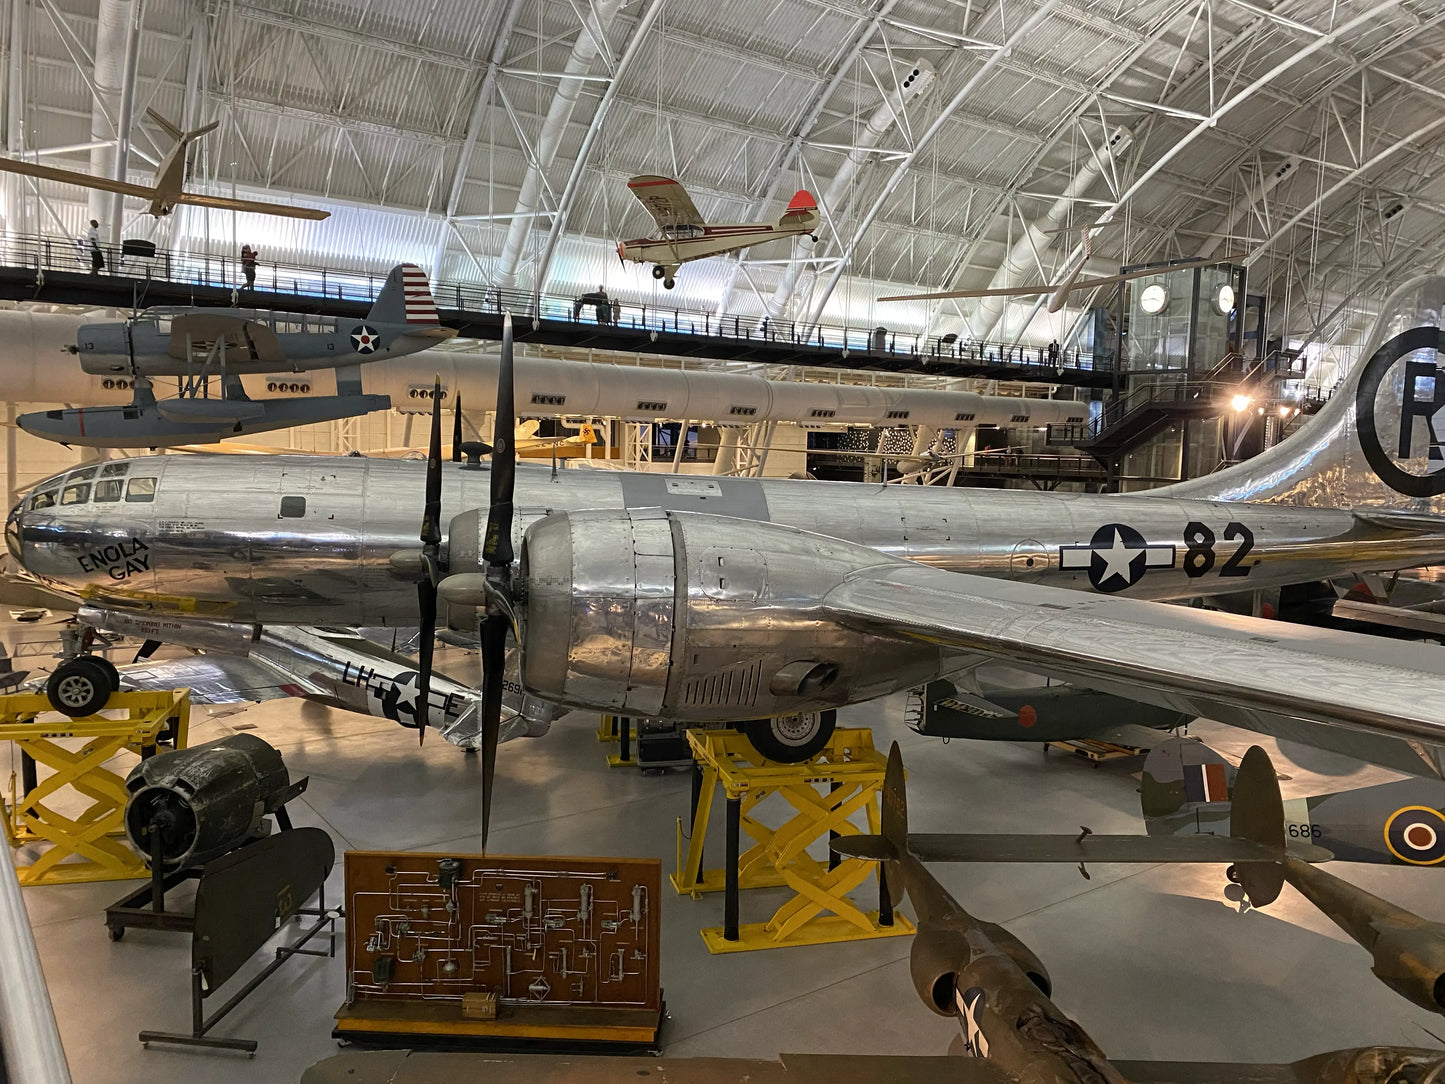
12, 275, 1445, 845
616, 175, 820, 289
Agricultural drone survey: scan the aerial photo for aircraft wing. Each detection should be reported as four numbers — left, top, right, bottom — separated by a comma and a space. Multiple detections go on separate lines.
302, 1048, 1017, 1083
831, 832, 1330, 864
167, 313, 287, 364
117, 655, 321, 704
626, 175, 705, 229
878, 256, 1243, 303
0, 157, 156, 199
173, 191, 330, 221
824, 564, 1445, 763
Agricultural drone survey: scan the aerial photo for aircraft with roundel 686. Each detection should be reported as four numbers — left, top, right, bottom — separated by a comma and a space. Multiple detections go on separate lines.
11, 275, 1445, 846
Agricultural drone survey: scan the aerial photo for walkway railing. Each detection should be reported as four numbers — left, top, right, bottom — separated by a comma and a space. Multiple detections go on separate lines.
0, 231, 1110, 377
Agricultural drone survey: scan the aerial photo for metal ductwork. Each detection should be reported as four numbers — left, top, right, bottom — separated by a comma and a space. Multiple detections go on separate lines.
495, 0, 625, 287
89, 0, 137, 228
766, 61, 937, 320
968, 127, 1132, 343
1199, 156, 1299, 259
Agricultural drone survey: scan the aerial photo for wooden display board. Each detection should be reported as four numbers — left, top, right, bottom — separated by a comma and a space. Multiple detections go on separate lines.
336, 851, 663, 1049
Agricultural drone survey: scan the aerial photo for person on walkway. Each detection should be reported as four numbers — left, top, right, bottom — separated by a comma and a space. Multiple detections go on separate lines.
87, 220, 104, 274
241, 244, 258, 290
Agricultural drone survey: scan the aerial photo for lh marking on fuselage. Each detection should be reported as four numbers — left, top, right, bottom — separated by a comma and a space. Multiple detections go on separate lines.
1058, 524, 1175, 592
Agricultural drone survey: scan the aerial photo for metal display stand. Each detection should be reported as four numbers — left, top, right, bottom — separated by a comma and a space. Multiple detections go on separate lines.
672, 727, 913, 952
137, 826, 338, 1055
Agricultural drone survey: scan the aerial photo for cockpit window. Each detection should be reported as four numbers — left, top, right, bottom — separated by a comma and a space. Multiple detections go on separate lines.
100, 463, 129, 478
67, 466, 98, 482
94, 479, 123, 502
60, 483, 90, 505
125, 477, 157, 503
28, 489, 57, 510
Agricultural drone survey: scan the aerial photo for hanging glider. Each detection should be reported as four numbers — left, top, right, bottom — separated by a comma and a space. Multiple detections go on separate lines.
0, 108, 328, 221
881, 223, 1241, 312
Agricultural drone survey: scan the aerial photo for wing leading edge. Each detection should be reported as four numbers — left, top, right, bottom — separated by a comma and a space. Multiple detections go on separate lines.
824, 564, 1445, 763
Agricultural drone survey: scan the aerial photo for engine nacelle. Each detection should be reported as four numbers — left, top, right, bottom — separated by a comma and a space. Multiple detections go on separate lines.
519, 508, 945, 719
978, 918, 1053, 997
1369, 926, 1445, 1014
123, 734, 297, 868
909, 926, 970, 1016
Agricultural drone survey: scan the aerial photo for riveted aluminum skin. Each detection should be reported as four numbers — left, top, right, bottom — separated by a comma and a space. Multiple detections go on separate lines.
521, 508, 676, 715
521, 509, 946, 719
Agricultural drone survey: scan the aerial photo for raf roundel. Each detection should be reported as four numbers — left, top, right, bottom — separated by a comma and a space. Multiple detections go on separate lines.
350, 324, 382, 354
1383, 805, 1445, 865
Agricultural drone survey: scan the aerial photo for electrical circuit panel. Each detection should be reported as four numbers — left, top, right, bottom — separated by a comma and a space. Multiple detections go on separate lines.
343, 852, 660, 1012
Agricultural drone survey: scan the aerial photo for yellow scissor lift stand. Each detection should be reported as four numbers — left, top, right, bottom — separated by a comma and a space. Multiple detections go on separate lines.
1, 689, 190, 885
672, 727, 913, 954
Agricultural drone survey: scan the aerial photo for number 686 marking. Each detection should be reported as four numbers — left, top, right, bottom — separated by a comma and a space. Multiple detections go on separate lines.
1182, 521, 1256, 578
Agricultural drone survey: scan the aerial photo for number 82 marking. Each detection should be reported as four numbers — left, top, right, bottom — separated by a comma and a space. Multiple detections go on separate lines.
1182, 521, 1256, 579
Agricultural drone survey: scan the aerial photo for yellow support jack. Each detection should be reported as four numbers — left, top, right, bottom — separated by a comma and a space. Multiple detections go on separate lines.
2, 689, 190, 885
602, 714, 636, 768
672, 728, 913, 954
595, 714, 620, 743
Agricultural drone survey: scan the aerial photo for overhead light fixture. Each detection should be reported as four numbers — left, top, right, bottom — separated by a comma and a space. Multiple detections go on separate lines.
1278, 404, 1291, 417
1140, 282, 1169, 314
1231, 394, 1251, 411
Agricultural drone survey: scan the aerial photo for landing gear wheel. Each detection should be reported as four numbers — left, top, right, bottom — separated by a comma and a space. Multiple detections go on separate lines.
652, 265, 666, 280
743, 710, 836, 763
107, 925, 124, 942
45, 657, 113, 717
1225, 864, 1241, 884
663, 277, 676, 290
88, 655, 120, 693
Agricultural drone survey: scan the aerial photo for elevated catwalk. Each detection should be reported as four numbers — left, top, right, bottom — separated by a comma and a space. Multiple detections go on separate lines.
0, 234, 1113, 387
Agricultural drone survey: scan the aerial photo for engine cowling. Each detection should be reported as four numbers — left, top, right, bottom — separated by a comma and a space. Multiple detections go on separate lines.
123, 734, 296, 868
909, 926, 969, 1016
978, 918, 1053, 997
1369, 927, 1445, 1013
518, 508, 946, 720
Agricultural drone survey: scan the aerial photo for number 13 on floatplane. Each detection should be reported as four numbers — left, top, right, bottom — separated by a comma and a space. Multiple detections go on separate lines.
616, 175, 819, 289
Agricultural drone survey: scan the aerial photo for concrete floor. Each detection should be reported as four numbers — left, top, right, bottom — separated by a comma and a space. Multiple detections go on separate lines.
7, 620, 1445, 1083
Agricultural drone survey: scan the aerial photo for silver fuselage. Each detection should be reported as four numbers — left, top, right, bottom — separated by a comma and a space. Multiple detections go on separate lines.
8, 455, 1441, 626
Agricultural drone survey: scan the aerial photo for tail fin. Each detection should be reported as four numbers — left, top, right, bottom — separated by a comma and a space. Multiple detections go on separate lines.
780, 190, 819, 227
1163, 275, 1445, 513
1229, 746, 1287, 906
368, 264, 441, 326
146, 108, 218, 145
1140, 738, 1236, 836
826, 740, 907, 909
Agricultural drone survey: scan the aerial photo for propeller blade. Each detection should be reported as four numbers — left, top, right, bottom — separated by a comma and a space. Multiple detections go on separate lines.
483, 316, 515, 568
415, 578, 437, 741
414, 376, 445, 746
478, 612, 508, 850
452, 392, 462, 463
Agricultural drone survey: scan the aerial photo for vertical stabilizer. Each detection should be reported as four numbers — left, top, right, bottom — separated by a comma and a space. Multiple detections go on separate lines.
1164, 276, 1445, 514
1230, 746, 1286, 906
368, 264, 441, 327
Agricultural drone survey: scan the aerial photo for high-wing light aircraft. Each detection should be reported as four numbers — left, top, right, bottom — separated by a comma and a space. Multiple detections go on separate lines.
10, 277, 1445, 845
617, 175, 819, 288
880, 222, 1241, 311
301, 744, 1445, 1083
0, 108, 328, 221
15, 264, 450, 447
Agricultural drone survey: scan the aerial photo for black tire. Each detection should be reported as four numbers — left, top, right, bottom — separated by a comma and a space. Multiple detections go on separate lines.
45, 658, 113, 717
652, 265, 666, 280
743, 710, 836, 763
87, 655, 120, 694
107, 925, 124, 942
663, 277, 676, 290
